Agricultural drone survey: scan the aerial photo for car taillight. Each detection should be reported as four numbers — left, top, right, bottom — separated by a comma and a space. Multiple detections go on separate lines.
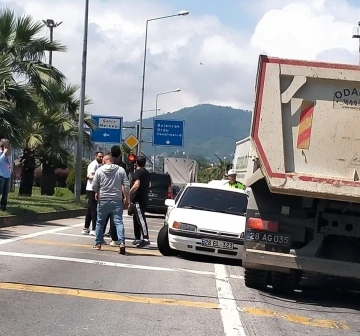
167, 184, 172, 199
247, 218, 279, 232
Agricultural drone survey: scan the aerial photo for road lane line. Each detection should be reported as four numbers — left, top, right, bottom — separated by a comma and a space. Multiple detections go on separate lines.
0, 223, 84, 246
0, 282, 219, 309
0, 251, 216, 276
239, 307, 349, 330
49, 232, 158, 246
215, 264, 246, 336
23, 239, 161, 256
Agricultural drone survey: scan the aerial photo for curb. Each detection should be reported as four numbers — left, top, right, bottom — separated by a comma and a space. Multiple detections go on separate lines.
0, 209, 87, 229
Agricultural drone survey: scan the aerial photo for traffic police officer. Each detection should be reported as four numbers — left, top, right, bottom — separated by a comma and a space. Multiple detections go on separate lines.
224, 169, 245, 190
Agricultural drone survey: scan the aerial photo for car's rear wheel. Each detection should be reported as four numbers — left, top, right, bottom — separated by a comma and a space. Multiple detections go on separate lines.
157, 225, 176, 256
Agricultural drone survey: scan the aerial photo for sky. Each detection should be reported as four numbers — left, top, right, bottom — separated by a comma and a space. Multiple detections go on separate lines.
2, 0, 360, 121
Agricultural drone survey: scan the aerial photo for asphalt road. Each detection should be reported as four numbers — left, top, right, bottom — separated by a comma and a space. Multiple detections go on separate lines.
0, 214, 359, 336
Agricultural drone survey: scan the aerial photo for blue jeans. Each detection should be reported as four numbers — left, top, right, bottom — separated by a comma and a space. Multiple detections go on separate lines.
95, 200, 124, 245
0, 177, 10, 208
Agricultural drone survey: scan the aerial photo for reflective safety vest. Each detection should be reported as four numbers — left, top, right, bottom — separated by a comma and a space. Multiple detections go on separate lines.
224, 181, 245, 190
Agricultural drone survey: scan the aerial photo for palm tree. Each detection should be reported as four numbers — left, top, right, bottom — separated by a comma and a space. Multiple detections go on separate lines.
19, 82, 94, 196
0, 8, 66, 145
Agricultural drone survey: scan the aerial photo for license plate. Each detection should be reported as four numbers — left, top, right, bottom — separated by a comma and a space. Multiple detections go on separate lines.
246, 231, 290, 246
201, 238, 234, 250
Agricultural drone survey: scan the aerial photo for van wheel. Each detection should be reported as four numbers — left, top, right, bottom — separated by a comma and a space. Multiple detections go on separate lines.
271, 271, 297, 295
157, 225, 176, 256
244, 268, 269, 290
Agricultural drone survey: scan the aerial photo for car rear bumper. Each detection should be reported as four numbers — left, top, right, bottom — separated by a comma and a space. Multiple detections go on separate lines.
168, 228, 243, 260
146, 204, 167, 214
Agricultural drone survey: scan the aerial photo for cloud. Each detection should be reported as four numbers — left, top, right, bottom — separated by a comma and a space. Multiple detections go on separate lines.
1, 0, 360, 121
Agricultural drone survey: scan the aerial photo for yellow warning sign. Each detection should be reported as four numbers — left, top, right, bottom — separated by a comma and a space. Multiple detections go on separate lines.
124, 134, 139, 150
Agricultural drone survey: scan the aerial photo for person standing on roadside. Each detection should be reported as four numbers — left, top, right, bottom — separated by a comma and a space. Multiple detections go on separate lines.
81, 151, 103, 235
0, 139, 11, 212
130, 155, 151, 248
103, 145, 127, 245
92, 154, 129, 254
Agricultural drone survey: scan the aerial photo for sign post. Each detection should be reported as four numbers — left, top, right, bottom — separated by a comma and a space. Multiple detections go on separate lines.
152, 119, 184, 147
90, 115, 123, 144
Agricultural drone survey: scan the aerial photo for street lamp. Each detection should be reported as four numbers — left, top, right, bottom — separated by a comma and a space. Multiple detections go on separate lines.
137, 10, 189, 155
42, 19, 62, 65
74, 0, 90, 202
153, 88, 181, 170
352, 21, 360, 65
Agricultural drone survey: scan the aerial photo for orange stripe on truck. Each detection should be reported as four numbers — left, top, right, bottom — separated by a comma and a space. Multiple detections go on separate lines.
297, 101, 314, 149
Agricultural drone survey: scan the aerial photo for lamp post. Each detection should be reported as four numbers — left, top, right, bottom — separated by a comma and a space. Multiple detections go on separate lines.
42, 19, 62, 65
152, 89, 181, 171
352, 21, 360, 65
74, 0, 90, 202
137, 10, 189, 156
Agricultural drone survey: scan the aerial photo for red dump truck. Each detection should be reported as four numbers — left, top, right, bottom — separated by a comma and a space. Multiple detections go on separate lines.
243, 55, 360, 294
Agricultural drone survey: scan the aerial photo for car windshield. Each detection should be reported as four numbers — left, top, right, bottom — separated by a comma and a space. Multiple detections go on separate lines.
178, 186, 248, 216
149, 174, 170, 188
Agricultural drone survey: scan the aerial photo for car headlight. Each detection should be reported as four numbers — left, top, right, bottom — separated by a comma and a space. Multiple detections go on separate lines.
172, 221, 197, 232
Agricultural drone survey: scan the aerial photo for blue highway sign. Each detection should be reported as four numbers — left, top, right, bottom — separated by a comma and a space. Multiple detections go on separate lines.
152, 119, 184, 147
90, 115, 123, 144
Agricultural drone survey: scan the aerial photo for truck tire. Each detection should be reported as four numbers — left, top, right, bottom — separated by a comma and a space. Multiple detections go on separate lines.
244, 268, 269, 290
271, 271, 297, 295
157, 225, 176, 256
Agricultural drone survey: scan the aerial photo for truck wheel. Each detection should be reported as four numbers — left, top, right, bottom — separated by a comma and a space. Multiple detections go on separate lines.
244, 268, 269, 290
157, 225, 176, 256
271, 271, 296, 295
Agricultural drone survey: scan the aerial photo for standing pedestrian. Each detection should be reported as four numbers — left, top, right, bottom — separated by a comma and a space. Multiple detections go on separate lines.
103, 145, 127, 245
0, 139, 11, 212
81, 151, 103, 235
92, 154, 129, 254
130, 155, 150, 248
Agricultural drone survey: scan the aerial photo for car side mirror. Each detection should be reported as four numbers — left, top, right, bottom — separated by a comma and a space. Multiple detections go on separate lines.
165, 199, 175, 207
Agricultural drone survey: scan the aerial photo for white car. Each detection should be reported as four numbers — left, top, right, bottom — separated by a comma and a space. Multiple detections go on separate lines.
157, 183, 248, 260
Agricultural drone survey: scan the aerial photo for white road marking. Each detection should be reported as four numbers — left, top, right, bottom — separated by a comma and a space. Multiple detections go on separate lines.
215, 264, 246, 336
0, 223, 84, 246
229, 275, 244, 280
50, 232, 158, 246
0, 251, 215, 276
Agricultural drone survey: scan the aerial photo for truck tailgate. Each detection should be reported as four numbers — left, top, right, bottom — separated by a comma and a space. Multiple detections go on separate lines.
252, 55, 360, 201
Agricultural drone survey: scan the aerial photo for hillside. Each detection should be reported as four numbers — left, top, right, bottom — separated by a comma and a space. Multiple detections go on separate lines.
123, 104, 252, 159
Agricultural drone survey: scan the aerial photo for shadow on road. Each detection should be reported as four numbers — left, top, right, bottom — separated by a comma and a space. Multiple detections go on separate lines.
259, 274, 360, 314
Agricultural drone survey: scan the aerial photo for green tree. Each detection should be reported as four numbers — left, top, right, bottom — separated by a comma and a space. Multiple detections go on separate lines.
0, 8, 66, 143
20, 82, 94, 196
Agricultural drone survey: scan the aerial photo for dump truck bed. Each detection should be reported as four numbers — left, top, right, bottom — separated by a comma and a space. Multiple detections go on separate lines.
251, 55, 360, 201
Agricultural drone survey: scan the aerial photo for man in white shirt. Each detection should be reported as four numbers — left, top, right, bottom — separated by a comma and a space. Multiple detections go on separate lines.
81, 151, 103, 235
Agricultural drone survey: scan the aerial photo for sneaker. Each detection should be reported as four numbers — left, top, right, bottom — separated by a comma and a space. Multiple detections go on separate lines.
136, 240, 150, 248
110, 241, 120, 246
93, 244, 101, 250
81, 228, 90, 235
132, 239, 141, 245
90, 230, 96, 236
119, 245, 126, 255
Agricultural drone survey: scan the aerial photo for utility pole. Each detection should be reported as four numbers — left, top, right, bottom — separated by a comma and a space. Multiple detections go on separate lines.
74, 0, 90, 202
352, 21, 360, 65
42, 19, 62, 65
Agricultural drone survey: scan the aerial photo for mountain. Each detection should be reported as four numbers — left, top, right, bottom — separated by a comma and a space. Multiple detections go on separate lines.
123, 104, 252, 159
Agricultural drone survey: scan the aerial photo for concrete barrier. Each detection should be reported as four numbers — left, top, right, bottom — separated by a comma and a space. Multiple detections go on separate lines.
0, 209, 87, 229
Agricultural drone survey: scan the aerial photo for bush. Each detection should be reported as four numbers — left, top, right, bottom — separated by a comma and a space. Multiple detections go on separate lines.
55, 168, 70, 188
66, 158, 90, 195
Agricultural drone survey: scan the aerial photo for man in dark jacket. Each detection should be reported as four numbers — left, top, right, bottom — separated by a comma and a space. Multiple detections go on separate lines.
104, 145, 127, 245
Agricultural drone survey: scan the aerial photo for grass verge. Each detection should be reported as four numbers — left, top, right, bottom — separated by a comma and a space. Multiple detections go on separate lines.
0, 187, 86, 217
